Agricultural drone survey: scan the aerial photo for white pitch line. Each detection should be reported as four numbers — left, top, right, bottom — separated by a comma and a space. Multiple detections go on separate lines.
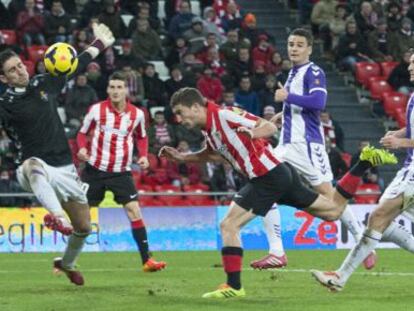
0, 267, 414, 277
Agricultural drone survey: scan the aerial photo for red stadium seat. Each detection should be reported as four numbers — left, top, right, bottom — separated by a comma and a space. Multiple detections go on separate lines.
395, 107, 406, 128
183, 184, 211, 202
139, 197, 164, 207
380, 61, 398, 79
22, 60, 35, 77
161, 197, 192, 206
355, 62, 381, 88
382, 92, 408, 118
0, 29, 17, 45
154, 184, 182, 202
354, 183, 381, 204
369, 79, 393, 101
27, 45, 48, 63
147, 153, 159, 170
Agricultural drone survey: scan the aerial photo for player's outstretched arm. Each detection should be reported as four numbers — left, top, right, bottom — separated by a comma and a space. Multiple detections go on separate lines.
159, 145, 222, 163
380, 134, 414, 149
238, 119, 277, 140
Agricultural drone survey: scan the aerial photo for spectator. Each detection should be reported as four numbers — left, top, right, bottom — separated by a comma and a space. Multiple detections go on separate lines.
326, 4, 348, 55
388, 51, 413, 95
235, 75, 260, 115
181, 52, 204, 82
131, 19, 162, 60
276, 59, 292, 85
167, 140, 201, 186
175, 124, 204, 151
127, 4, 161, 34
325, 137, 348, 181
199, 47, 226, 77
165, 66, 190, 98
148, 110, 177, 155
165, 36, 188, 70
0, 2, 11, 29
251, 62, 267, 92
262, 105, 279, 147
72, 29, 93, 51
266, 51, 283, 75
98, 0, 126, 40
168, 0, 196, 40
320, 111, 344, 151
65, 74, 98, 128
219, 29, 250, 62
367, 18, 394, 62
16, 0, 46, 46
79, 0, 102, 28
252, 34, 275, 69
389, 18, 414, 62
197, 65, 224, 102
203, 6, 225, 42
386, 1, 403, 32
208, 161, 246, 193
86, 62, 108, 101
258, 75, 282, 113
196, 33, 220, 63
227, 47, 253, 83
336, 20, 371, 72
183, 17, 209, 54
310, 0, 338, 36
116, 41, 145, 71
350, 1, 378, 36
240, 13, 271, 47
297, 0, 314, 25
220, 89, 241, 107
121, 64, 145, 105
44, 0, 72, 44
143, 63, 168, 108
221, 0, 243, 31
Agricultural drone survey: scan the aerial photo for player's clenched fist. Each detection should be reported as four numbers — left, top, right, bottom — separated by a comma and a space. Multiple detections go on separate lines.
77, 147, 90, 161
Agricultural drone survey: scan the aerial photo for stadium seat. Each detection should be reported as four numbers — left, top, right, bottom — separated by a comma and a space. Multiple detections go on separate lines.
395, 107, 406, 128
139, 196, 164, 207
22, 60, 35, 77
149, 61, 170, 81
368, 79, 393, 101
355, 62, 381, 88
161, 196, 192, 206
380, 61, 398, 79
354, 183, 381, 204
183, 184, 210, 201
0, 29, 17, 45
27, 45, 48, 63
382, 92, 408, 118
154, 184, 182, 202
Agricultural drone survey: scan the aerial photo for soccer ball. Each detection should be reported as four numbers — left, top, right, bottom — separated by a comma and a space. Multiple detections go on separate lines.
44, 42, 79, 76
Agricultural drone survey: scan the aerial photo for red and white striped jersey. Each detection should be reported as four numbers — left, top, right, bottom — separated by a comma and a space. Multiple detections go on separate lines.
203, 102, 280, 179
79, 99, 146, 172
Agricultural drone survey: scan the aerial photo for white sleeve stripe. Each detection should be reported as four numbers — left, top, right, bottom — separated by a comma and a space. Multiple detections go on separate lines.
309, 88, 327, 94
79, 106, 97, 133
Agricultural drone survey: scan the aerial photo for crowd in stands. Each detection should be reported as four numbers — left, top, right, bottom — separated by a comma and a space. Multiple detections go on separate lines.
0, 0, 396, 205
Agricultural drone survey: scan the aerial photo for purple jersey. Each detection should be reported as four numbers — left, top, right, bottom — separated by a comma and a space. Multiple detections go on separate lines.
280, 62, 327, 144
404, 93, 414, 167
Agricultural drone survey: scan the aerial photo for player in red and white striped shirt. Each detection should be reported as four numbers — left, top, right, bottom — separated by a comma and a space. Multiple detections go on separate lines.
77, 72, 166, 272
159, 87, 397, 298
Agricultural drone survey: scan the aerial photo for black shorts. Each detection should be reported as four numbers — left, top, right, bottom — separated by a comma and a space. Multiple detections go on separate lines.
81, 164, 138, 206
233, 162, 319, 216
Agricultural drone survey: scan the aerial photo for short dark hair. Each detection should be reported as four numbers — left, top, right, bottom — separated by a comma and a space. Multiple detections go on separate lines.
170, 87, 206, 108
289, 28, 313, 46
0, 49, 19, 75
108, 71, 127, 84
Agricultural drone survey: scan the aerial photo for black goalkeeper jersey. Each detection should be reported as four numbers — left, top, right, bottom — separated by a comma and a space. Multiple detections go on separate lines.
0, 53, 93, 167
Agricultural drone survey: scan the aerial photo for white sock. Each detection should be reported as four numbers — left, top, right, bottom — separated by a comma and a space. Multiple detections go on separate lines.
28, 168, 65, 216
263, 207, 285, 256
62, 232, 88, 269
338, 229, 382, 283
383, 221, 414, 253
340, 206, 364, 242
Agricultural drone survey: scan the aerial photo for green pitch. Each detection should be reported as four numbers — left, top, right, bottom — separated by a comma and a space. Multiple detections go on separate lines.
0, 249, 413, 311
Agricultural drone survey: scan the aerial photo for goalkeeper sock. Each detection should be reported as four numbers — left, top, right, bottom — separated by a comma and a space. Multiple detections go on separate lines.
62, 232, 88, 269
337, 229, 381, 283
222, 246, 243, 290
131, 219, 150, 264
263, 207, 285, 256
340, 207, 363, 242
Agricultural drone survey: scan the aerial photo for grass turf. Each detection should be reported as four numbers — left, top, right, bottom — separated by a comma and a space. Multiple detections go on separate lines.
0, 249, 413, 311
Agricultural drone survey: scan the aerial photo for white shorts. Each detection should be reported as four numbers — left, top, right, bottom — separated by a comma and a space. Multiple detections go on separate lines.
17, 157, 88, 204
275, 142, 333, 186
380, 167, 414, 202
